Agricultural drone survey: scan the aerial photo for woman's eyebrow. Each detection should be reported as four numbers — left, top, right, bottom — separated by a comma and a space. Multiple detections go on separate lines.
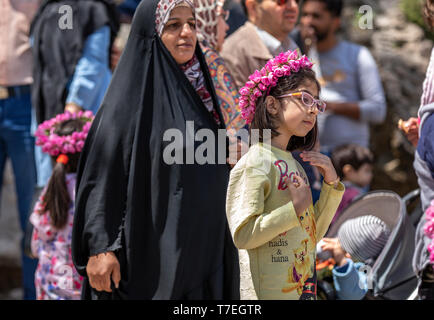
167, 17, 195, 22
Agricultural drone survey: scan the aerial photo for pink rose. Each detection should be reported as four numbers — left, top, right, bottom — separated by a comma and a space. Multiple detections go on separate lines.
274, 68, 284, 77
239, 87, 250, 96
246, 81, 255, 89
253, 88, 262, 98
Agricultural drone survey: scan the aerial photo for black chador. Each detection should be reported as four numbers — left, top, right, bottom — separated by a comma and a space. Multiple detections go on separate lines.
71, 0, 240, 299
30, 0, 119, 124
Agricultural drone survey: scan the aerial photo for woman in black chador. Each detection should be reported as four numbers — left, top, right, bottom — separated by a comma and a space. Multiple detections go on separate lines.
71, 0, 240, 299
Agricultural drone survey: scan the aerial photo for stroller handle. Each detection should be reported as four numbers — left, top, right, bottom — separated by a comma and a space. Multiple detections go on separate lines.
402, 189, 420, 206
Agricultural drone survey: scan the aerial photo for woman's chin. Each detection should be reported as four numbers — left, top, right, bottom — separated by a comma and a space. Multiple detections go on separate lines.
174, 50, 195, 65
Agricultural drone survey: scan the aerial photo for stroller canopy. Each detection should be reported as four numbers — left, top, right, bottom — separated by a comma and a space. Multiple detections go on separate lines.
326, 190, 417, 300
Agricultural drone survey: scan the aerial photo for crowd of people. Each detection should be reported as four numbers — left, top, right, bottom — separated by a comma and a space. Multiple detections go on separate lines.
0, 0, 433, 300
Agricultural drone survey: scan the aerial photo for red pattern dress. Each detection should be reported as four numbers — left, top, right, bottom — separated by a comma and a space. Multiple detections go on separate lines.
30, 173, 83, 300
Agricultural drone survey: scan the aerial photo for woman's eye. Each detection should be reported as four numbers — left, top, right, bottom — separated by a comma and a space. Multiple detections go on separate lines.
167, 23, 180, 29
299, 216, 304, 221
189, 23, 196, 29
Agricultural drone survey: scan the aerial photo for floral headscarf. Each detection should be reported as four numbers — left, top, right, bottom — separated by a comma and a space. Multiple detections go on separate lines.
195, 0, 225, 50
155, 0, 195, 36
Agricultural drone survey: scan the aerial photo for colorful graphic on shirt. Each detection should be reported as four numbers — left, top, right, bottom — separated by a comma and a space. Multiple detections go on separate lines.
298, 207, 317, 251
282, 238, 312, 295
274, 159, 309, 191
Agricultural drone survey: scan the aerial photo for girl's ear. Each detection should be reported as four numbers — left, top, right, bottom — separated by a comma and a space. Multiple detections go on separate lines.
265, 96, 279, 116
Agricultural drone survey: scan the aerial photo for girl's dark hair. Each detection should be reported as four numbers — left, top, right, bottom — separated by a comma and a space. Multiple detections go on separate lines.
41, 119, 85, 230
331, 143, 374, 179
250, 67, 321, 152
424, 0, 434, 29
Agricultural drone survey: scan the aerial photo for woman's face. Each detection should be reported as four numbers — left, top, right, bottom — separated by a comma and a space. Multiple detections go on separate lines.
216, 12, 229, 52
161, 6, 197, 65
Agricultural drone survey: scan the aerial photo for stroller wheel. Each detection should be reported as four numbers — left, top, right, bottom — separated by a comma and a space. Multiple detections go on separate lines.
317, 280, 336, 300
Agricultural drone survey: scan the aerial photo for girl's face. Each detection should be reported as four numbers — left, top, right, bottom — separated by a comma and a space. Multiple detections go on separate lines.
272, 80, 320, 139
161, 6, 197, 65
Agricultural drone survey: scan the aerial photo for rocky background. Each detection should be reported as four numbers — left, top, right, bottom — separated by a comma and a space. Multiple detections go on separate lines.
0, 0, 432, 299
341, 0, 431, 197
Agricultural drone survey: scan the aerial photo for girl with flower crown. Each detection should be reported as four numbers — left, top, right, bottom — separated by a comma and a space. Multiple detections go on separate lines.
226, 50, 345, 300
29, 111, 93, 300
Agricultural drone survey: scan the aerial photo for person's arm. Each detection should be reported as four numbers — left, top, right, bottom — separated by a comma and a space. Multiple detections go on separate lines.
324, 101, 360, 120
333, 260, 368, 300
65, 25, 111, 112
417, 112, 434, 177
226, 166, 301, 250
326, 47, 386, 123
298, 151, 345, 240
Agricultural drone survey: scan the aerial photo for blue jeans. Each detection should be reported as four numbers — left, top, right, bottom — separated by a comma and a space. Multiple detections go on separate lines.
0, 93, 37, 299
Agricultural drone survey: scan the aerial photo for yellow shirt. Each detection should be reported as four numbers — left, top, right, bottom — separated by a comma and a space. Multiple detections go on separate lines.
226, 143, 344, 300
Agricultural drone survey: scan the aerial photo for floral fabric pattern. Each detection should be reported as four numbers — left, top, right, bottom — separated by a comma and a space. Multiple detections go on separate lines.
30, 173, 83, 300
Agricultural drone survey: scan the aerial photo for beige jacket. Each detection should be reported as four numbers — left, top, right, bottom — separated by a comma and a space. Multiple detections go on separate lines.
220, 22, 273, 90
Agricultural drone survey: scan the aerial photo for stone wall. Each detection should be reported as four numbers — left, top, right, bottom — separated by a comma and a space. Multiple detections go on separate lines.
340, 0, 431, 197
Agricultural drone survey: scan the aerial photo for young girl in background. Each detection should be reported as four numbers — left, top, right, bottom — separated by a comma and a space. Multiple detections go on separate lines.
226, 50, 344, 300
30, 111, 94, 300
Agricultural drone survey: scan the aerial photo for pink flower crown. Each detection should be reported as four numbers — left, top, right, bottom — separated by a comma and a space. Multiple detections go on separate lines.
239, 50, 314, 124
35, 111, 94, 156
424, 200, 434, 263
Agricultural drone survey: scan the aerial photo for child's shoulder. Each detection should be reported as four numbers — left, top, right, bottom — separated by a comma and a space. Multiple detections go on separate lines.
232, 143, 279, 172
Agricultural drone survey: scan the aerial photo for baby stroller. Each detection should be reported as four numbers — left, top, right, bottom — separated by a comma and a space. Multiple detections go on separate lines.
316, 190, 420, 300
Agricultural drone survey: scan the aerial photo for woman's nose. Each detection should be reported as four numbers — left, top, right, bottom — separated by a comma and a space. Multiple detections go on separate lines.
180, 23, 194, 37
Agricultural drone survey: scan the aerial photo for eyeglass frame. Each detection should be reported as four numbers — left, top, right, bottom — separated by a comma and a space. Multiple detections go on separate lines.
276, 91, 327, 113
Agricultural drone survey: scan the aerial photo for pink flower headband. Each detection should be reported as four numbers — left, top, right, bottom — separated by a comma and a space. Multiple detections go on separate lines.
239, 50, 314, 124
424, 200, 434, 263
35, 111, 94, 156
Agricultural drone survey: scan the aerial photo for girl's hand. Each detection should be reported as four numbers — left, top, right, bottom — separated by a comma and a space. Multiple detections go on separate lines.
65, 103, 83, 114
284, 175, 312, 217
300, 151, 338, 185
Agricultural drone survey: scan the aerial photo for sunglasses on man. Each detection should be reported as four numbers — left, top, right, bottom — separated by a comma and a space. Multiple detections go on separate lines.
273, 0, 299, 6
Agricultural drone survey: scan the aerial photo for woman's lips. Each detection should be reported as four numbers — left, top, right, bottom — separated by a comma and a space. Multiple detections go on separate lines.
177, 43, 193, 49
303, 120, 314, 126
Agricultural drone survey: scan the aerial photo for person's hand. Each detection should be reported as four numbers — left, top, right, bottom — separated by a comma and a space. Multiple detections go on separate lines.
321, 237, 348, 267
86, 251, 121, 292
300, 151, 339, 186
284, 174, 312, 217
65, 103, 83, 114
299, 25, 317, 53
226, 132, 248, 168
111, 44, 122, 71
398, 117, 419, 147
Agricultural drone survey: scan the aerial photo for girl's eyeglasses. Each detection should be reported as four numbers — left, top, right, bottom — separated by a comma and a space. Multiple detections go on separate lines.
276, 91, 327, 113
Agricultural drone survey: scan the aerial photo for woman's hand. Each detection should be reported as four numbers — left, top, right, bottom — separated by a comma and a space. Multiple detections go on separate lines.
398, 117, 419, 147
86, 251, 121, 292
284, 174, 312, 217
300, 151, 339, 185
